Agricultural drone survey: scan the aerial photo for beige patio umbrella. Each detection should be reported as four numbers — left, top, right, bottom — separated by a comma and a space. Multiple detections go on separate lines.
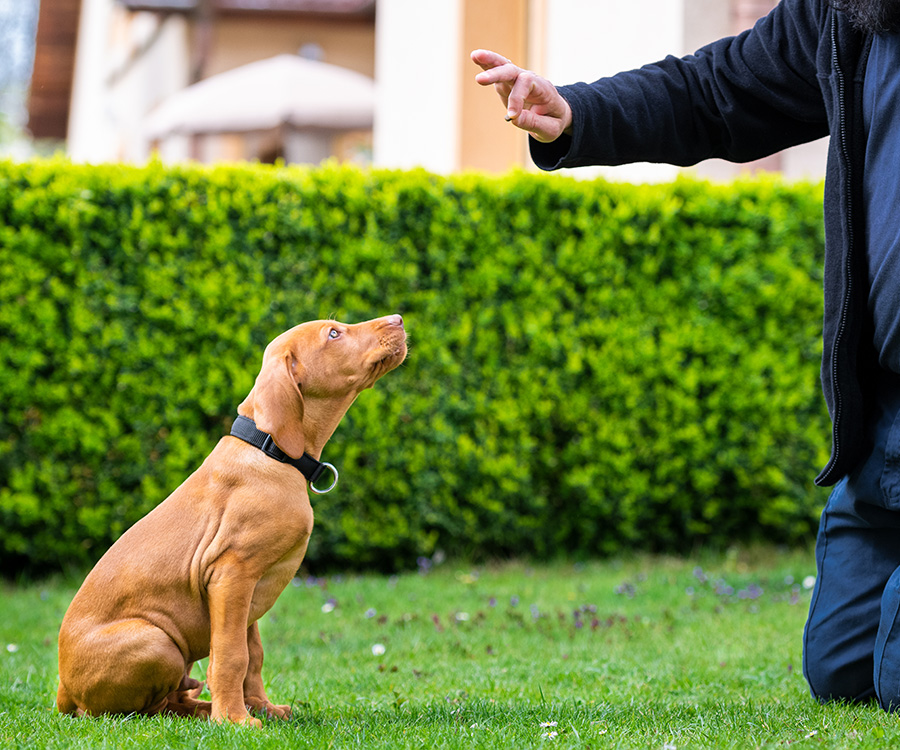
144, 54, 375, 138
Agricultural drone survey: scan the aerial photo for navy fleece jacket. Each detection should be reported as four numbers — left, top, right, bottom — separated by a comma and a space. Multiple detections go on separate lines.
530, 0, 872, 486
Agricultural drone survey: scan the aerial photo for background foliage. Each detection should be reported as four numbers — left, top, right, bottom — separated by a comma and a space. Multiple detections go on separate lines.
0, 159, 830, 576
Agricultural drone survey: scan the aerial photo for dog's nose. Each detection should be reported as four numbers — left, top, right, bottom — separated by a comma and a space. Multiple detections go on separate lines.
385, 314, 404, 327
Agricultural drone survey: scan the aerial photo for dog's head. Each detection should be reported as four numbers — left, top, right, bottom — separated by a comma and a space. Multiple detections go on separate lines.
238, 315, 407, 458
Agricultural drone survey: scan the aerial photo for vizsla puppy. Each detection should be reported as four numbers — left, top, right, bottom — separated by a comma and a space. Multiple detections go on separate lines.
56, 315, 407, 726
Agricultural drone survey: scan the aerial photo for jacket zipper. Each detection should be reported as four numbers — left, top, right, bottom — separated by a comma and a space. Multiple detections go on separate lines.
822, 11, 854, 483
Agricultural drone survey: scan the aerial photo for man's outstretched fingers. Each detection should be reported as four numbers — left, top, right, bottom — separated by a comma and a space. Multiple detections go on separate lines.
470, 48, 513, 72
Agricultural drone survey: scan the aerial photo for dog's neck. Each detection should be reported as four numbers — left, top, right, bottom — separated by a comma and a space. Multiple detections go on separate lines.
298, 393, 359, 460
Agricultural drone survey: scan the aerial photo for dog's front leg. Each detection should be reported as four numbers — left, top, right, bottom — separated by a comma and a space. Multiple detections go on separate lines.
243, 621, 292, 720
207, 575, 261, 727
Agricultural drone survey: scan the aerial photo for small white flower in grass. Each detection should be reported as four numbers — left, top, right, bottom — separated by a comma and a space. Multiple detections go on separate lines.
321, 601, 336, 613
372, 643, 386, 656
540, 720, 559, 739
6, 644, 18, 653
803, 575, 817, 590
455, 612, 470, 622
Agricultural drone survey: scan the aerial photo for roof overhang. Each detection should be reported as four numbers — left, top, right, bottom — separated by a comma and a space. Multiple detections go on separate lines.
117, 0, 375, 16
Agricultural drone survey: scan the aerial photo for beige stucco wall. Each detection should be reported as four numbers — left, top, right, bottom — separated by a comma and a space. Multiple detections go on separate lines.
373, 0, 462, 172
67, 3, 376, 164
458, 0, 529, 173
69, 0, 190, 162
209, 17, 375, 78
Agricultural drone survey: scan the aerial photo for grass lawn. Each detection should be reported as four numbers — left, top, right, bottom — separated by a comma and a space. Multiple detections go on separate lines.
2, 546, 899, 748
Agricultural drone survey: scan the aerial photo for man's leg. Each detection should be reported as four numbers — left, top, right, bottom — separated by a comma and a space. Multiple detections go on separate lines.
874, 565, 900, 710
802, 479, 900, 701
803, 379, 900, 704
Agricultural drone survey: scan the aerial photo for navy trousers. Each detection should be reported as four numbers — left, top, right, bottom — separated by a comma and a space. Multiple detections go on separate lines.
803, 373, 900, 710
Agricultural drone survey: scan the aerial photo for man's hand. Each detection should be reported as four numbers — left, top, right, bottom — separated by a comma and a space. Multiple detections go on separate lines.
471, 49, 573, 144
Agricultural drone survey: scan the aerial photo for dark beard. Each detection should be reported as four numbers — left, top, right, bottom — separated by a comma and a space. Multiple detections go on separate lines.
831, 0, 900, 33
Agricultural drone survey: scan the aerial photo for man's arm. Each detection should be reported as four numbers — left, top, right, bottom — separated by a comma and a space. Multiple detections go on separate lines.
474, 0, 830, 171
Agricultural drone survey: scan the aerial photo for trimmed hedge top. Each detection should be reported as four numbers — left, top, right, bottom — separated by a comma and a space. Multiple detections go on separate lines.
0, 159, 829, 575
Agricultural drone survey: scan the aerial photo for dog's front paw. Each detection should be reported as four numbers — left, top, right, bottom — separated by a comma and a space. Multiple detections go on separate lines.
212, 705, 263, 727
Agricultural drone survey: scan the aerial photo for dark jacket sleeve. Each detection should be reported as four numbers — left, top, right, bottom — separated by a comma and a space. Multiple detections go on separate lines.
531, 0, 831, 170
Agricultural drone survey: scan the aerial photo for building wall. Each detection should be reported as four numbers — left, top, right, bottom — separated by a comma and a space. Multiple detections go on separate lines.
457, 0, 529, 173
690, 0, 828, 181
209, 16, 375, 78
67, 0, 375, 164
374, 0, 533, 173
542, 0, 685, 183
373, 0, 462, 173
68, 0, 190, 162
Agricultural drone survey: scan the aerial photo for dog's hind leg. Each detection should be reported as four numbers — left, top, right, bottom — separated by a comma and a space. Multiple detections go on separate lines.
59, 618, 187, 717
56, 682, 78, 715
155, 691, 212, 719
157, 665, 212, 719
174, 662, 205, 698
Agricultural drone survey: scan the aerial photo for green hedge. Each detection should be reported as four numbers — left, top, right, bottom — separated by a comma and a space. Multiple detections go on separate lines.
0, 159, 830, 575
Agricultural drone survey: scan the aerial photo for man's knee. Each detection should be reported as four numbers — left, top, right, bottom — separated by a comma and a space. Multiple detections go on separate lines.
803, 636, 875, 704
875, 680, 900, 712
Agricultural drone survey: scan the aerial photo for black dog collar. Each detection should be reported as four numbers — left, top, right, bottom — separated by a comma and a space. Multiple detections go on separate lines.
230, 415, 338, 494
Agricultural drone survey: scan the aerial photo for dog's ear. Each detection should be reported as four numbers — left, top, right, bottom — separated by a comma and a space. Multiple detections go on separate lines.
239, 350, 306, 458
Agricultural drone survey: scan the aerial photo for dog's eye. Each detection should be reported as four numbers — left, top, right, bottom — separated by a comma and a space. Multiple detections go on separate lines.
328, 328, 341, 340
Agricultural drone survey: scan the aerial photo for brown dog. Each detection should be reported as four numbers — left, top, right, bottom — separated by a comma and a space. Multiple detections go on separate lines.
56, 315, 407, 726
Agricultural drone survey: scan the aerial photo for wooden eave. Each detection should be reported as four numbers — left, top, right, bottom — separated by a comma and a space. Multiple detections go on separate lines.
117, 0, 375, 17
27, 0, 83, 139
